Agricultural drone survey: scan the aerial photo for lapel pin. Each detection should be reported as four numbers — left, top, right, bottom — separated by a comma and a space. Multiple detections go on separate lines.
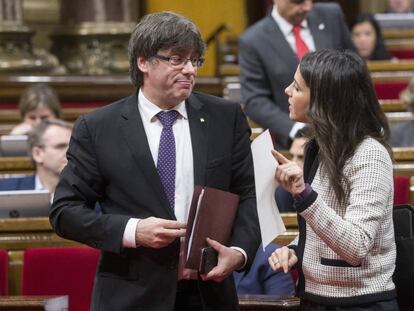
318, 23, 325, 30
200, 118, 205, 123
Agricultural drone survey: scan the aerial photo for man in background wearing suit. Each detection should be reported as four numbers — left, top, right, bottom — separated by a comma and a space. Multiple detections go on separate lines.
239, 0, 354, 149
0, 119, 71, 194
50, 12, 260, 311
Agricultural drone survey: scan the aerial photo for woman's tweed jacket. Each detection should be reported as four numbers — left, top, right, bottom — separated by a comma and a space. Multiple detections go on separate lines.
291, 137, 397, 306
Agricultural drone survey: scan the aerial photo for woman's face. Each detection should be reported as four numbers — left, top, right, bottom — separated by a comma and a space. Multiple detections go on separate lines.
352, 21, 377, 60
24, 105, 56, 126
285, 66, 310, 123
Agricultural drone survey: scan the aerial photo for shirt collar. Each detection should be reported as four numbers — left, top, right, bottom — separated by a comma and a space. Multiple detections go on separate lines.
138, 89, 188, 123
34, 174, 45, 191
271, 4, 309, 36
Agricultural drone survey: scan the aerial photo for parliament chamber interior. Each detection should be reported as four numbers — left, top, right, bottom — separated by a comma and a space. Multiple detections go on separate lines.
0, 0, 413, 310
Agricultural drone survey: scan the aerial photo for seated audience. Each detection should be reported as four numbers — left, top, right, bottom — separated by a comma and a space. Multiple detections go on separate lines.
10, 83, 61, 135
0, 119, 72, 196
275, 127, 310, 213
390, 78, 414, 147
233, 242, 295, 296
386, 0, 413, 13
351, 13, 392, 61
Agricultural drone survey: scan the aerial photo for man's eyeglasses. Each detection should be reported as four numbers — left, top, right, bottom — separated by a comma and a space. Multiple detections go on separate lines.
153, 55, 205, 68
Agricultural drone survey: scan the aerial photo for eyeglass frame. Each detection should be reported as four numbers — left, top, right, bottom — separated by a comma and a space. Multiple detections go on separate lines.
152, 54, 205, 68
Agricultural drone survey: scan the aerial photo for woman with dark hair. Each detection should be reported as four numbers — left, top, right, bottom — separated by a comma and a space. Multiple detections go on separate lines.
269, 49, 398, 310
351, 13, 392, 61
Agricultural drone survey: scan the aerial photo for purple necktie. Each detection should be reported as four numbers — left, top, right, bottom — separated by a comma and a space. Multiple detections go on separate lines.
157, 110, 179, 209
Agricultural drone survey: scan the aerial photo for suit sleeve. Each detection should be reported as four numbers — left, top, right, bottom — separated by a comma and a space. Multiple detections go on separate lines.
239, 36, 294, 148
228, 105, 261, 269
50, 116, 130, 253
332, 3, 356, 51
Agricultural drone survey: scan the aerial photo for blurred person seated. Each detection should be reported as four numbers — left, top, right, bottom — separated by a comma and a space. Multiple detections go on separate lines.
386, 0, 413, 13
351, 13, 392, 61
10, 83, 62, 135
390, 78, 414, 147
0, 119, 72, 196
276, 127, 311, 213
233, 242, 295, 296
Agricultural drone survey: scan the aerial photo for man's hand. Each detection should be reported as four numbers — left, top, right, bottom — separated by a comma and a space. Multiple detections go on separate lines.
135, 216, 186, 248
200, 238, 245, 283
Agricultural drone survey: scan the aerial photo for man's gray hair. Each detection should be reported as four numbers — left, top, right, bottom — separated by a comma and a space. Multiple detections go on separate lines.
28, 119, 72, 150
128, 11, 205, 87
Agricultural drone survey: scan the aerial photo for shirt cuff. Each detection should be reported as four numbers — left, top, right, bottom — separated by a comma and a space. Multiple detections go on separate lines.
230, 246, 247, 270
289, 122, 306, 139
122, 218, 140, 248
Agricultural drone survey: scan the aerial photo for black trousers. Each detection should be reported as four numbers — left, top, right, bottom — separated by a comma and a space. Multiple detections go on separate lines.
174, 280, 203, 311
300, 299, 399, 311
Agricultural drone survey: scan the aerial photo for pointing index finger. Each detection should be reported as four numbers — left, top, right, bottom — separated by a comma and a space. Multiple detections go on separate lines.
271, 149, 290, 164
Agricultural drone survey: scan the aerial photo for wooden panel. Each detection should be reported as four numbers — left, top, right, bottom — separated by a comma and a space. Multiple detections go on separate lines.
239, 295, 299, 311
0, 295, 67, 310
380, 99, 406, 112
367, 60, 414, 72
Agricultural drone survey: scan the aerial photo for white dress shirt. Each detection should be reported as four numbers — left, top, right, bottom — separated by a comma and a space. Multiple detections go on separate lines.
123, 89, 194, 248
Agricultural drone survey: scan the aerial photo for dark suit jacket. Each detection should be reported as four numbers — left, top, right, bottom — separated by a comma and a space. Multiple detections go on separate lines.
50, 91, 261, 311
239, 3, 355, 148
234, 243, 295, 296
0, 175, 35, 191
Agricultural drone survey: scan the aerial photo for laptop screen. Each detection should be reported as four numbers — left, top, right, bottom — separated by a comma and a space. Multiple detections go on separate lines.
0, 190, 50, 218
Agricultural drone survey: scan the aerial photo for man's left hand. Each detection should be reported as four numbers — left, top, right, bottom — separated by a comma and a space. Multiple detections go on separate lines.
200, 237, 244, 282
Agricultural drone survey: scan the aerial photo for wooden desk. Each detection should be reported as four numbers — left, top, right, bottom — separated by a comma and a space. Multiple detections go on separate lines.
239, 295, 300, 311
0, 158, 33, 175
0, 295, 67, 311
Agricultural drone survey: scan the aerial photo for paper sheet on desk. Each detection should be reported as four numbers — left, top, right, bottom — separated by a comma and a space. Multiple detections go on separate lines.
251, 130, 286, 250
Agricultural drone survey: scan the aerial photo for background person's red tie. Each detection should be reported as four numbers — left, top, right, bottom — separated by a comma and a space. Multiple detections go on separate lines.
293, 25, 310, 60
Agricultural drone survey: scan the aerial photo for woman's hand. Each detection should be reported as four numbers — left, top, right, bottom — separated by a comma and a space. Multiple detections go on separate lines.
268, 246, 298, 273
272, 149, 305, 196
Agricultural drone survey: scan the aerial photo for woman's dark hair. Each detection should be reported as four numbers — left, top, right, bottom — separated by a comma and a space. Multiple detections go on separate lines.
351, 13, 391, 61
300, 49, 391, 204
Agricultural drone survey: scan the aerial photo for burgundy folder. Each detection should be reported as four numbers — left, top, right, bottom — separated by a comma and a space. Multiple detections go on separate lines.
184, 186, 239, 270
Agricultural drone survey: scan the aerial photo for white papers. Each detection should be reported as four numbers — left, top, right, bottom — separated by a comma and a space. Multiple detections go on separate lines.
251, 130, 286, 249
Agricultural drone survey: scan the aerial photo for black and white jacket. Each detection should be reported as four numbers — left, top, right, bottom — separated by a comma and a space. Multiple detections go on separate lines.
291, 137, 396, 306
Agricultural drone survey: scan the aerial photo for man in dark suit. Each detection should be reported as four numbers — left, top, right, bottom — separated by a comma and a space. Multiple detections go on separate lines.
0, 119, 71, 193
50, 12, 260, 311
239, 0, 354, 149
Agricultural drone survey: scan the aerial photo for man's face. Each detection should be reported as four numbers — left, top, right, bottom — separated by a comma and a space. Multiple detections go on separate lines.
389, 0, 412, 13
33, 125, 71, 176
138, 49, 201, 109
274, 0, 313, 25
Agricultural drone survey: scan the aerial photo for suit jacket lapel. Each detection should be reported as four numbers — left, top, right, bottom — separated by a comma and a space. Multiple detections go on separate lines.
308, 10, 329, 49
119, 92, 175, 219
264, 15, 298, 69
186, 94, 208, 187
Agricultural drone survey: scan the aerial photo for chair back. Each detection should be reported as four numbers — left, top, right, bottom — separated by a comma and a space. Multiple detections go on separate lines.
0, 249, 8, 295
22, 247, 100, 311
